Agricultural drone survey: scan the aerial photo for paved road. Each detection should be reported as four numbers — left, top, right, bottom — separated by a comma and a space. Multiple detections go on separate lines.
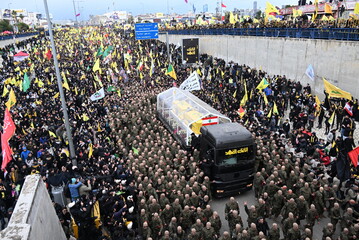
0, 35, 37, 66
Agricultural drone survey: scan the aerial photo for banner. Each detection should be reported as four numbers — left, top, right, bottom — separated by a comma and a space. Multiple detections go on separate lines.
1, 109, 16, 170
90, 88, 105, 101
179, 71, 201, 91
2, 109, 16, 142
305, 64, 315, 81
182, 38, 199, 64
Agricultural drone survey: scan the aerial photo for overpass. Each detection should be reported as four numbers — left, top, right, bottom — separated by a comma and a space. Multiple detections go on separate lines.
159, 30, 359, 98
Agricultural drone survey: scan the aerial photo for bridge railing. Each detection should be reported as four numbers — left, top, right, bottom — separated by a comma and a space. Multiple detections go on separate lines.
165, 28, 359, 41
0, 32, 39, 42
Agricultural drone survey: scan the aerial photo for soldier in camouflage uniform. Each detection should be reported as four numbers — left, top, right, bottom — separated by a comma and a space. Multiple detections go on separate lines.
253, 172, 265, 198
282, 212, 296, 238
151, 213, 163, 240
322, 223, 334, 240
227, 210, 243, 235
271, 190, 285, 218
306, 204, 319, 232
201, 222, 216, 240
330, 202, 341, 230
219, 231, 231, 240
209, 211, 222, 236
187, 228, 201, 240
268, 223, 280, 240
225, 197, 240, 220
244, 202, 258, 226
287, 223, 301, 240
296, 195, 309, 222
142, 221, 152, 239
236, 229, 250, 240
180, 206, 193, 232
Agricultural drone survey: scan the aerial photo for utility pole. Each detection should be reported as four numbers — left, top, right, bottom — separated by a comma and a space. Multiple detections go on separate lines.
43, 0, 77, 166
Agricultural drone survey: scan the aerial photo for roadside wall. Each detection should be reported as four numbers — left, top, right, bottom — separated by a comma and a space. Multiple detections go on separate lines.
159, 34, 359, 98
0, 175, 66, 240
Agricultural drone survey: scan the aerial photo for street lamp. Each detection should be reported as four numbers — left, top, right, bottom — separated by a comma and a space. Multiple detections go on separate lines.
43, 0, 77, 166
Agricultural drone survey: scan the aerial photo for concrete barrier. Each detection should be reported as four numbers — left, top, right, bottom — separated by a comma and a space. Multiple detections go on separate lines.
159, 34, 359, 99
0, 175, 66, 240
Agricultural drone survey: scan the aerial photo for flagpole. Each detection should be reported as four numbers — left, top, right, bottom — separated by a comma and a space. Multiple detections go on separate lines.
221, 0, 223, 21
43, 0, 77, 166
72, 0, 78, 26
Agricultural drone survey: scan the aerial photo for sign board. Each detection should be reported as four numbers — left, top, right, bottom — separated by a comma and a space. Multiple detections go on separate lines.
135, 23, 159, 40
182, 38, 199, 64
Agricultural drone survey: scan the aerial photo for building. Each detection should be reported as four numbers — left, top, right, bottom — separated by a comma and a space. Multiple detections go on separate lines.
253, 1, 258, 14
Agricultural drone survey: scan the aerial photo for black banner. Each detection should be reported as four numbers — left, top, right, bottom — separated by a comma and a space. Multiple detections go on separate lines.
182, 38, 199, 64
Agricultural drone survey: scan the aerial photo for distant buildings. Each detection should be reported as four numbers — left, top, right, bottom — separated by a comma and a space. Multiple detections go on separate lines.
0, 8, 52, 28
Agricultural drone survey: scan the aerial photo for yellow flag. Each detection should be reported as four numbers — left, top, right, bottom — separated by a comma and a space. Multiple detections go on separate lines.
315, 95, 321, 112
93, 58, 101, 73
48, 131, 57, 138
74, 86, 78, 95
88, 143, 94, 158
53, 92, 60, 99
256, 78, 269, 90
97, 122, 102, 132
273, 102, 279, 115
71, 217, 79, 239
240, 82, 248, 106
91, 200, 101, 229
229, 11, 236, 24
5, 88, 17, 109
313, 0, 319, 21
2, 86, 9, 97
233, 89, 237, 98
267, 108, 272, 118
263, 93, 268, 105
328, 111, 335, 125
355, 2, 359, 15
265, 1, 279, 18
82, 113, 89, 122
324, 3, 332, 14
323, 78, 351, 100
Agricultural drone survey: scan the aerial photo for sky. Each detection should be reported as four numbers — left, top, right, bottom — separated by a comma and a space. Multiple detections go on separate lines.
2, 0, 298, 20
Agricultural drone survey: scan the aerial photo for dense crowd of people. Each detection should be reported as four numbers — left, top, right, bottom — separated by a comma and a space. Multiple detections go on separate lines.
160, 16, 359, 30
0, 26, 358, 240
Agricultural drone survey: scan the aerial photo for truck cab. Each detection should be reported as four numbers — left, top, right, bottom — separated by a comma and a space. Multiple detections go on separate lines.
200, 123, 255, 197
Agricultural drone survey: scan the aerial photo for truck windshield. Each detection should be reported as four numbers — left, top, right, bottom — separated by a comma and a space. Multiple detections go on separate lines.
216, 146, 254, 166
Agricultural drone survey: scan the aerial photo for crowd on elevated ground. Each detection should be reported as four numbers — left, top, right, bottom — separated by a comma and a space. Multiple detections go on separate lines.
160, 17, 359, 30
0, 26, 358, 240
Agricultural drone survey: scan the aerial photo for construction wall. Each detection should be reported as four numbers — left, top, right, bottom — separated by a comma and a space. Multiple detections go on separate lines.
159, 34, 359, 99
0, 175, 66, 240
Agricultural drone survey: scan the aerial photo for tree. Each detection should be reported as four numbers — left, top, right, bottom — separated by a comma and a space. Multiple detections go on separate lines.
16, 22, 29, 32
255, 10, 262, 19
19, 14, 25, 22
0, 19, 13, 32
127, 15, 134, 24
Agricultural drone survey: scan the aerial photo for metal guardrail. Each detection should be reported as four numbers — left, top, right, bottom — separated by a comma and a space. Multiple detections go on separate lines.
165, 28, 359, 41
0, 32, 39, 42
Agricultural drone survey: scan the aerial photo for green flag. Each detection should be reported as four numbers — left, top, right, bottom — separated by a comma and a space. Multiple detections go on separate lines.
102, 46, 114, 58
96, 46, 103, 57
132, 147, 139, 155
22, 72, 31, 92
107, 85, 116, 92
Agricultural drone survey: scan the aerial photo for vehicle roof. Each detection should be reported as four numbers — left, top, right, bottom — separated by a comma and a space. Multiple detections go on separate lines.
200, 122, 254, 148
